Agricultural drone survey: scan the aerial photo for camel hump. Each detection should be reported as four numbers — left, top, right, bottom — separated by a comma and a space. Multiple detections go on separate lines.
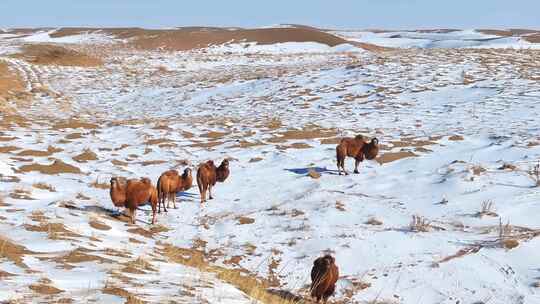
140, 177, 152, 185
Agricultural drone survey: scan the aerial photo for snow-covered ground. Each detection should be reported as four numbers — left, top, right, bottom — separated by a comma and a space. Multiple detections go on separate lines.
332, 29, 540, 49
4, 29, 122, 45
1, 30, 540, 303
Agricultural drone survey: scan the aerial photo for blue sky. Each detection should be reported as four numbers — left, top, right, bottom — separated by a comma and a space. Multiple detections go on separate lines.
2, 0, 539, 29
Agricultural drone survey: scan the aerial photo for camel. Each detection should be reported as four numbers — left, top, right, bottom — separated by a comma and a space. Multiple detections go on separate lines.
125, 177, 158, 224
156, 168, 193, 213
110, 177, 139, 208
336, 135, 379, 175
196, 159, 229, 203
310, 254, 339, 303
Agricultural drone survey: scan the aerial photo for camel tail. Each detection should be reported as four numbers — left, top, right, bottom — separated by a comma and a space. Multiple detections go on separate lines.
197, 171, 204, 196
157, 176, 164, 203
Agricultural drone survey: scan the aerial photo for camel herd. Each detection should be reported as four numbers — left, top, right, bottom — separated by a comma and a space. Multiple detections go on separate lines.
107, 135, 378, 303
109, 159, 230, 225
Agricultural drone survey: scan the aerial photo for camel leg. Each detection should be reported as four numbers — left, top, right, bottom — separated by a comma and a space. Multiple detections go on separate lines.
163, 195, 168, 213
151, 202, 156, 225
160, 194, 167, 213
208, 185, 213, 200
340, 159, 348, 175
129, 208, 136, 224
354, 158, 361, 174
200, 185, 206, 204
173, 193, 177, 209
166, 192, 170, 209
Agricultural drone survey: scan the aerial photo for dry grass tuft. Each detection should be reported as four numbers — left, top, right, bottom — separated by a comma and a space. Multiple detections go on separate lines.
65, 132, 84, 140
73, 149, 98, 163
76, 192, 90, 200
366, 218, 383, 226
25, 221, 82, 240
477, 200, 497, 218
102, 285, 146, 303
528, 161, 540, 187
32, 182, 56, 192
161, 243, 300, 304
9, 187, 34, 200
409, 215, 431, 232
498, 218, 520, 250
90, 176, 109, 190
335, 201, 346, 212
498, 163, 517, 171
29, 278, 64, 295
471, 165, 486, 176
433, 245, 482, 267
122, 256, 157, 274
237, 216, 256, 225
127, 227, 155, 238
448, 135, 464, 141
0, 194, 8, 207
307, 169, 321, 179
502, 239, 519, 249
89, 219, 111, 231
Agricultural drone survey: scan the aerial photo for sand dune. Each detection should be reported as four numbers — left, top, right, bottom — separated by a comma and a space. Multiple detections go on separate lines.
49, 26, 350, 51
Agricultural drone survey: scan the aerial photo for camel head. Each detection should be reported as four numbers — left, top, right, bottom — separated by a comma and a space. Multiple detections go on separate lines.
110, 177, 123, 187
220, 159, 230, 169
371, 138, 379, 146
183, 167, 192, 178
314, 254, 334, 272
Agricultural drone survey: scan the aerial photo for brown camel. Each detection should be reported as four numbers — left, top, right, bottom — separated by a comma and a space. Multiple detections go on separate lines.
310, 254, 339, 303
125, 177, 158, 224
336, 135, 379, 175
110, 177, 140, 208
196, 159, 230, 203
157, 168, 193, 213
336, 135, 366, 175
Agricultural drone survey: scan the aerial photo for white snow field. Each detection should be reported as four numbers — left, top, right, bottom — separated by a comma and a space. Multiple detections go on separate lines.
0, 28, 540, 303
332, 29, 540, 49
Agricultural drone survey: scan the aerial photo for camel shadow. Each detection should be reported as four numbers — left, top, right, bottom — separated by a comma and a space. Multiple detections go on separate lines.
177, 191, 198, 198
58, 202, 149, 224
285, 166, 340, 176
59, 202, 125, 220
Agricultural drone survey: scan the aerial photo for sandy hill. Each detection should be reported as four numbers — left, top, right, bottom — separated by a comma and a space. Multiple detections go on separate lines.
49, 26, 351, 51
